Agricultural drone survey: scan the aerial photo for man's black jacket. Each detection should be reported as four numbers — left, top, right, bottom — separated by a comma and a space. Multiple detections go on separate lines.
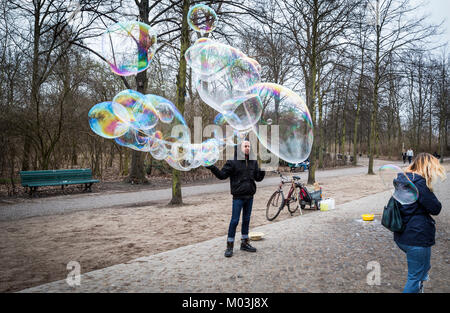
207, 156, 265, 199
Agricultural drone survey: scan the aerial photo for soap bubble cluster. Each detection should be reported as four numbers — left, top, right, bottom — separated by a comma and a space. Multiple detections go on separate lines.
88, 90, 219, 171
185, 5, 313, 164
379, 164, 419, 205
90, 4, 313, 172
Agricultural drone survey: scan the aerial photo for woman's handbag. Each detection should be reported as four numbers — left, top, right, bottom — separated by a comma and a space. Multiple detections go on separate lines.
381, 196, 405, 232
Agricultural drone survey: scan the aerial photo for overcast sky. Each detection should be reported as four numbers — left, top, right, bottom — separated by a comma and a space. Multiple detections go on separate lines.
420, 0, 450, 46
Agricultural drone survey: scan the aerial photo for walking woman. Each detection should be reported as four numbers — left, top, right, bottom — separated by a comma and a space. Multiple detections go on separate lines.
394, 153, 446, 293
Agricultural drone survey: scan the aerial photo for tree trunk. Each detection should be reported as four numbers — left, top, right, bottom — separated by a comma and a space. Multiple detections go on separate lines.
127, 2, 150, 183
21, 138, 31, 171
170, 0, 190, 205
307, 3, 319, 185
368, 23, 381, 175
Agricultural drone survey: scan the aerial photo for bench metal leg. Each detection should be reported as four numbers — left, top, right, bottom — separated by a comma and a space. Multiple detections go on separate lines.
29, 186, 38, 198
84, 183, 93, 192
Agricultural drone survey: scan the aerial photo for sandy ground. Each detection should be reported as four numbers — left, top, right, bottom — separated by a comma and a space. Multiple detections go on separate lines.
1, 163, 449, 293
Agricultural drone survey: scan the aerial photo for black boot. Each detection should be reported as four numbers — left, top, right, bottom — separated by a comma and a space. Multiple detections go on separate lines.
225, 241, 234, 257
240, 238, 257, 252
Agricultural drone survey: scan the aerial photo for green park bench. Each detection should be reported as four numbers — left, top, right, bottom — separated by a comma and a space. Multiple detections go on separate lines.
20, 169, 100, 197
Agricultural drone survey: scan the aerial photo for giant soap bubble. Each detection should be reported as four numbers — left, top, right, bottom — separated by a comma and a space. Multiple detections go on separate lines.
186, 41, 234, 79
112, 89, 158, 132
88, 102, 130, 139
379, 164, 419, 205
248, 83, 313, 164
221, 94, 263, 131
228, 56, 261, 91
88, 89, 222, 171
90, 6, 314, 172
185, 14, 313, 166
101, 21, 157, 76
114, 128, 152, 152
187, 4, 218, 34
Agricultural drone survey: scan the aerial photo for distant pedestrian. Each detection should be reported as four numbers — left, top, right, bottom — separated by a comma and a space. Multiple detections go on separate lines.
402, 151, 407, 164
406, 148, 414, 164
393, 153, 446, 293
433, 151, 440, 159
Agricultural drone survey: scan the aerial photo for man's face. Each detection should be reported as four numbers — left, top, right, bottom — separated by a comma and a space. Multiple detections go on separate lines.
241, 141, 250, 155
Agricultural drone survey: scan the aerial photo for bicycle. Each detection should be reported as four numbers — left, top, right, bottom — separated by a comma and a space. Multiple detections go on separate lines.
266, 171, 320, 221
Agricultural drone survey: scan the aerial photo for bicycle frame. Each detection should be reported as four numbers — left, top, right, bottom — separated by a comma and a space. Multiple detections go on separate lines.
278, 174, 303, 215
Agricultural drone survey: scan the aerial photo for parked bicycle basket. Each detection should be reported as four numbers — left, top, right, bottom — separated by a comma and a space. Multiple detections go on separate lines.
309, 189, 322, 201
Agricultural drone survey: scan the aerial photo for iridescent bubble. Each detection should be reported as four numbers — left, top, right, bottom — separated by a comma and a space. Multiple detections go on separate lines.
248, 83, 313, 164
88, 102, 130, 139
221, 94, 263, 131
165, 143, 199, 171
146, 94, 174, 124
186, 42, 234, 79
228, 56, 261, 91
101, 21, 157, 76
199, 138, 220, 166
379, 164, 419, 205
194, 73, 246, 112
247, 57, 262, 73
114, 128, 152, 152
187, 4, 218, 34
213, 113, 227, 126
194, 37, 213, 45
150, 142, 168, 160
112, 89, 158, 131
229, 46, 247, 61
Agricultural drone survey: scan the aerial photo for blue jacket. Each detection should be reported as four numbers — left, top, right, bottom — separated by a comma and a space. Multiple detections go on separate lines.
393, 173, 442, 247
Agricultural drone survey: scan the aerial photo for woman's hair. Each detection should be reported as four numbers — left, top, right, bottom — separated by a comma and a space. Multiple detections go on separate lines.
406, 152, 447, 190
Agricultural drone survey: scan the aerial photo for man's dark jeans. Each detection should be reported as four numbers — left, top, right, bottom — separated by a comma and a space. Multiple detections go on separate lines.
227, 198, 253, 242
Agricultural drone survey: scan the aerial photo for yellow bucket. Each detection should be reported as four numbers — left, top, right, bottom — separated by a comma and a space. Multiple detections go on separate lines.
362, 214, 374, 221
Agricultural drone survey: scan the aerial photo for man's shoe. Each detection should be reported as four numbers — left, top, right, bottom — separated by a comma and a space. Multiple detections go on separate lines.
240, 238, 257, 252
419, 282, 424, 293
225, 241, 234, 257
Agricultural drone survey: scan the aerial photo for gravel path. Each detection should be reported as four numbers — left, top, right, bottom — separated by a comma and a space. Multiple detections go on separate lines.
0, 158, 404, 221
19, 176, 449, 293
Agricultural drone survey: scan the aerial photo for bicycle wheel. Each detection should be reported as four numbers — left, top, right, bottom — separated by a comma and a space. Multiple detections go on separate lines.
266, 190, 284, 221
287, 187, 300, 214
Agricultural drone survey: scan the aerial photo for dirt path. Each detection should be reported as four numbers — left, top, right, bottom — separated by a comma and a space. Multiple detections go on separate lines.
0, 158, 402, 221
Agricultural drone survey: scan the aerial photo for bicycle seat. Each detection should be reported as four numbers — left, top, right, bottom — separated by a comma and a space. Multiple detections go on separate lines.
293, 176, 301, 180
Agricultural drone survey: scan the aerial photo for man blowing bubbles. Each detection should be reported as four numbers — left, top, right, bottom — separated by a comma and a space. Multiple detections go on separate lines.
205, 140, 265, 257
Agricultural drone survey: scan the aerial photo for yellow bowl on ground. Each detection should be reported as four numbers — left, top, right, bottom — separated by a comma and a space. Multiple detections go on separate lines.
362, 214, 374, 221
249, 232, 264, 241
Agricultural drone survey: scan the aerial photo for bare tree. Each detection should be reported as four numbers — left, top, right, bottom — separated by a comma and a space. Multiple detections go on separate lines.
364, 0, 440, 174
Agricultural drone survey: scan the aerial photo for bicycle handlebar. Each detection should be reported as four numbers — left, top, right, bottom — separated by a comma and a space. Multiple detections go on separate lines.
273, 170, 301, 184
